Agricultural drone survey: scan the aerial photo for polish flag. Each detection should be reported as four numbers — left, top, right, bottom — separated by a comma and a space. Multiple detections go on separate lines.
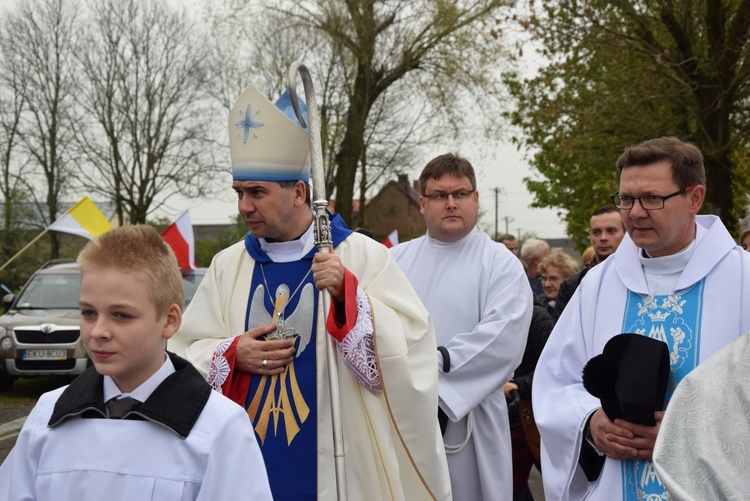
381, 229, 399, 248
162, 211, 198, 270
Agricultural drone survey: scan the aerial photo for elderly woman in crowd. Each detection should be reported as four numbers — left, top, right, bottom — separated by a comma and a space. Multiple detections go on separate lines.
538, 248, 579, 322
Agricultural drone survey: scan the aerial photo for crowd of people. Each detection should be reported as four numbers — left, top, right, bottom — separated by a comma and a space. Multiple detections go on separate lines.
2, 76, 750, 501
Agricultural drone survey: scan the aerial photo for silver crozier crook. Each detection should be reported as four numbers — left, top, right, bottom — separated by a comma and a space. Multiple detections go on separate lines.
288, 60, 348, 501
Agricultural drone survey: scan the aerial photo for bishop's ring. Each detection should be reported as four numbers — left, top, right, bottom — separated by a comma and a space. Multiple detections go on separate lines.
262, 359, 269, 369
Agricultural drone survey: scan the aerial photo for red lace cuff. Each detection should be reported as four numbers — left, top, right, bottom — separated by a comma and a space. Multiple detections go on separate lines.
325, 269, 359, 342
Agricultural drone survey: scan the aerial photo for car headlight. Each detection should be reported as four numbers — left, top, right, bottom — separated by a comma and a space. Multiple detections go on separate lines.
1, 336, 12, 350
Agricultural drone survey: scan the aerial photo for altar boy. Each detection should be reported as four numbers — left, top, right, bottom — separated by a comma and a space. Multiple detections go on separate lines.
0, 225, 272, 501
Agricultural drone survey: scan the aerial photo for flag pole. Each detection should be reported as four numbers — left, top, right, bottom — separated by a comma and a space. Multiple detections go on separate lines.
0, 227, 50, 273
288, 61, 348, 501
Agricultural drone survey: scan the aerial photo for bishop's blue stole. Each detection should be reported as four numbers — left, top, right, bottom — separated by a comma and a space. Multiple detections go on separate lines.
243, 213, 352, 500
619, 279, 705, 500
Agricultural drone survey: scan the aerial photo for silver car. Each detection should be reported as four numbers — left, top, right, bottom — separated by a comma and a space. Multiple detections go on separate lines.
0, 261, 86, 391
0, 261, 206, 390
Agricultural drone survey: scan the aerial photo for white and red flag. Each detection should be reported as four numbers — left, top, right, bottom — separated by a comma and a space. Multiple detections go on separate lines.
381, 229, 399, 248
162, 211, 198, 270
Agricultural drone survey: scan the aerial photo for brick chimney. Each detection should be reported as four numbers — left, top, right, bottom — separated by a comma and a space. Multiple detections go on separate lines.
398, 174, 409, 189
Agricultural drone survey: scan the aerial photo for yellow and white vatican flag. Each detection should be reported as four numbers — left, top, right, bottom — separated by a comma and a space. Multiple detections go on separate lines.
48, 196, 111, 240
0, 196, 112, 272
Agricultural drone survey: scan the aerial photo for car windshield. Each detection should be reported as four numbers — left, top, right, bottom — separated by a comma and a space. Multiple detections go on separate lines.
12, 267, 205, 310
15, 273, 81, 309
182, 269, 206, 308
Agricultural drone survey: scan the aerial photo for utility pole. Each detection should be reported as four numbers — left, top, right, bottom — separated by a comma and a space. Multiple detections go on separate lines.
502, 216, 515, 236
493, 187, 501, 240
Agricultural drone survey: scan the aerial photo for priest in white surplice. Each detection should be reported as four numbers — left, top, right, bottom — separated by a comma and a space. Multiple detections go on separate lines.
392, 153, 533, 500
533, 137, 750, 500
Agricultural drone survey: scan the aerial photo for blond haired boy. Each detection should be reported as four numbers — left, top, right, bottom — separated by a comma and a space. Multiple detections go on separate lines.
0, 225, 272, 501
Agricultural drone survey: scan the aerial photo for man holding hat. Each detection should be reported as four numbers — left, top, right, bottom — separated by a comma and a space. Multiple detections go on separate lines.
171, 82, 451, 500
532, 137, 750, 500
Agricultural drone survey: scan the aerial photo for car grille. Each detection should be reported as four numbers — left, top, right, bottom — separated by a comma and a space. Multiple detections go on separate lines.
15, 359, 77, 370
15, 329, 80, 344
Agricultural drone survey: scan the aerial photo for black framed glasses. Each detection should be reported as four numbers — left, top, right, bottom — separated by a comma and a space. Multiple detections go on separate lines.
423, 189, 475, 202
611, 188, 691, 211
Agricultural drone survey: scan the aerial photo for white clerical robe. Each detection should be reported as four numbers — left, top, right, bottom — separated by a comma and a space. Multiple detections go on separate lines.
0, 386, 272, 501
391, 228, 533, 501
653, 331, 750, 500
170, 231, 452, 500
533, 215, 750, 500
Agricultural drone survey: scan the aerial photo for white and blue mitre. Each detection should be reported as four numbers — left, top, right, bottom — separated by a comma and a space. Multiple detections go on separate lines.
229, 83, 310, 182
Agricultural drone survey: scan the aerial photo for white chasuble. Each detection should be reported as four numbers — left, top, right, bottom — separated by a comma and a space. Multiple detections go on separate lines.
172, 219, 452, 500
533, 215, 750, 501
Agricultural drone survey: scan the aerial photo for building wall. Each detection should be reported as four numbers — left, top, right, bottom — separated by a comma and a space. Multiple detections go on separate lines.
362, 179, 426, 243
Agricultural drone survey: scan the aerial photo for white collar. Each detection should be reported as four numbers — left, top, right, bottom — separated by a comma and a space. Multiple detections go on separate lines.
259, 222, 315, 262
638, 227, 698, 275
103, 352, 175, 403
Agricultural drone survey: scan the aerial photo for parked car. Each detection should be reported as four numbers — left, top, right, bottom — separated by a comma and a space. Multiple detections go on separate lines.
0, 261, 206, 391
0, 260, 84, 391
181, 267, 206, 309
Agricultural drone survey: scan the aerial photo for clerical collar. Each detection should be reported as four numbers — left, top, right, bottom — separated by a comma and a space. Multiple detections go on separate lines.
259, 222, 315, 262
638, 234, 696, 276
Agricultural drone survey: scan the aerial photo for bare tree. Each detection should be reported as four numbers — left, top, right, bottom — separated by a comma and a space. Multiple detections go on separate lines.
0, 14, 33, 260
294, 0, 511, 225
4, 0, 82, 259
357, 83, 443, 216
74, 0, 225, 224
209, 0, 512, 225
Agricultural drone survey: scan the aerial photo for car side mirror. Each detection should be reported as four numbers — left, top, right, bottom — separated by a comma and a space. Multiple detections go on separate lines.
2, 293, 15, 309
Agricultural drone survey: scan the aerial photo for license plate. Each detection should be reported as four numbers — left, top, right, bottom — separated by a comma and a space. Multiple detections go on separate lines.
22, 349, 67, 361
